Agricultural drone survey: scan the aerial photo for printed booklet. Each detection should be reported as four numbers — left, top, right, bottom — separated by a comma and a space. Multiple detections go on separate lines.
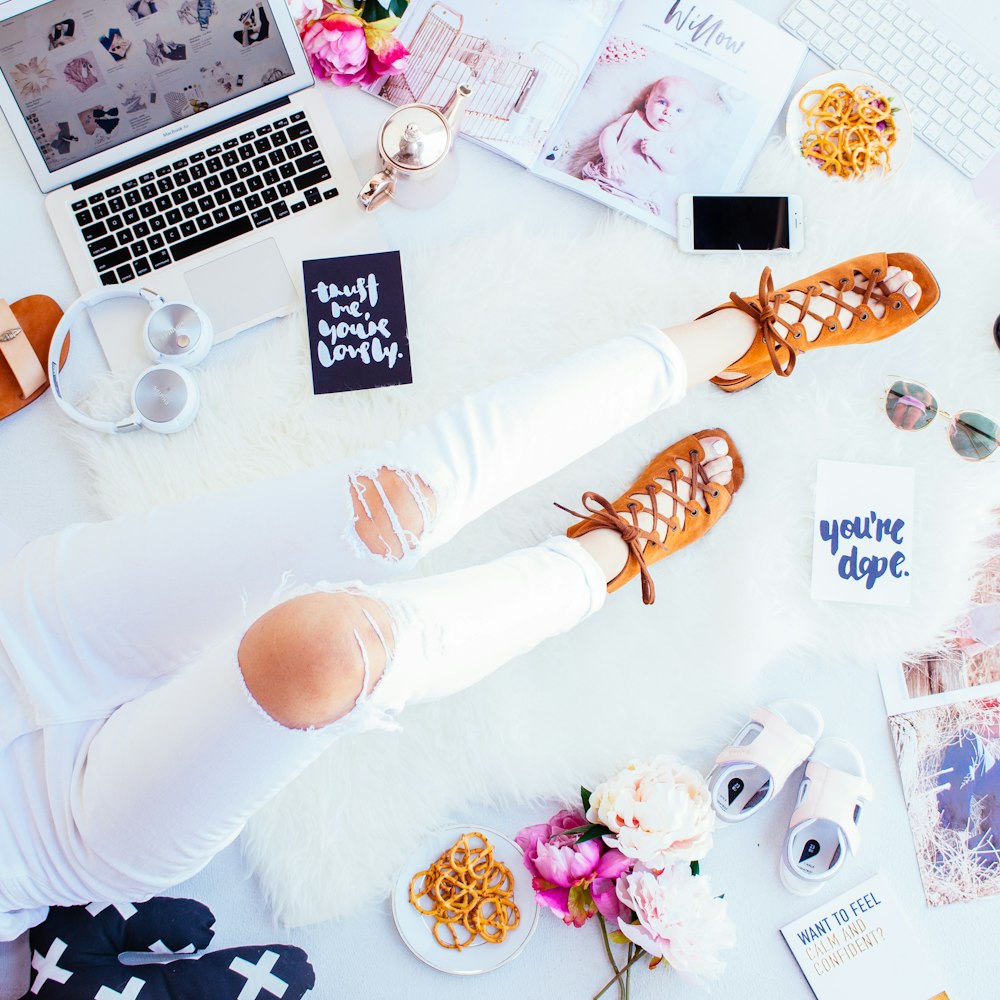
879, 538, 1000, 908
780, 874, 949, 1000
365, 0, 807, 238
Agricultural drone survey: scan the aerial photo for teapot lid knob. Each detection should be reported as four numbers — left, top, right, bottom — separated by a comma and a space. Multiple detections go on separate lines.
379, 105, 450, 171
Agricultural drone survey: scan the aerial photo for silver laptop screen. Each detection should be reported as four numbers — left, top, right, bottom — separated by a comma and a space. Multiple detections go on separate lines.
0, 0, 295, 171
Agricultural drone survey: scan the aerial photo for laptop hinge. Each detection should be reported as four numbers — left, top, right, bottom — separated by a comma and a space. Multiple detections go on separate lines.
72, 96, 293, 190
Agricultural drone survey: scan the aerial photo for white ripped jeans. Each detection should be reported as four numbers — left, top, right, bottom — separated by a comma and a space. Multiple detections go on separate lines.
0, 326, 687, 940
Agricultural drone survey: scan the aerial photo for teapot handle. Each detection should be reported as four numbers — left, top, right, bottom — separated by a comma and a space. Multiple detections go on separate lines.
358, 168, 396, 212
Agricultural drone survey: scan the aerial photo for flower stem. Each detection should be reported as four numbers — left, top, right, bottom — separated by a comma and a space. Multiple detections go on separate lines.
625, 944, 635, 998
597, 918, 624, 1000
593, 949, 644, 1000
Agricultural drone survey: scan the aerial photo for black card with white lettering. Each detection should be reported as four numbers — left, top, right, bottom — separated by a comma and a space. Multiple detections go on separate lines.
302, 251, 412, 395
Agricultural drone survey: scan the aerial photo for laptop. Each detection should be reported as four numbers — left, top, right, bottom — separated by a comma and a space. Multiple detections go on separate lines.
0, 0, 384, 371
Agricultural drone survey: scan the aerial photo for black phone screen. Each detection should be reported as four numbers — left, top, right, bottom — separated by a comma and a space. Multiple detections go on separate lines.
692, 196, 791, 250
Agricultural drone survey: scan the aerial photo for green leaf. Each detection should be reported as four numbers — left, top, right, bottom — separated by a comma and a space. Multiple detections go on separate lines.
388, 0, 408, 15
576, 824, 612, 844
608, 929, 630, 946
690, 860, 700, 877
359, 0, 387, 21
567, 883, 597, 926
561, 825, 592, 837
581, 786, 592, 814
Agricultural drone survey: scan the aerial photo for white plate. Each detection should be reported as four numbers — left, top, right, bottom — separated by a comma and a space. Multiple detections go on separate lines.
784, 69, 913, 180
391, 824, 540, 975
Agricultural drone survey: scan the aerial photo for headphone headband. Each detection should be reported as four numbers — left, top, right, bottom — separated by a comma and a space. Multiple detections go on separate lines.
48, 286, 208, 435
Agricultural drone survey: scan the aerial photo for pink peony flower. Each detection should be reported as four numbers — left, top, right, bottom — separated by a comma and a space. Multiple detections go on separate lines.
299, 10, 408, 87
362, 15, 409, 82
301, 12, 370, 86
516, 809, 633, 927
616, 865, 736, 988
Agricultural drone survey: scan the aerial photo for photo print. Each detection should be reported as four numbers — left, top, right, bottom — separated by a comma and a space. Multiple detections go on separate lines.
881, 536, 1000, 716
879, 534, 1000, 907
165, 84, 209, 119
99, 27, 132, 61
48, 18, 75, 49
118, 74, 158, 113
233, 4, 270, 47
200, 60, 241, 99
890, 697, 1000, 907
10, 56, 57, 100
126, 0, 158, 20
78, 104, 121, 136
59, 52, 102, 92
542, 37, 751, 229
177, 0, 217, 30
48, 119, 79, 155
145, 34, 187, 65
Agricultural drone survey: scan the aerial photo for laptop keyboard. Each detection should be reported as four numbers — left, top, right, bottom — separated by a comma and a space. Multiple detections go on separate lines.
781, 0, 1000, 178
68, 110, 338, 285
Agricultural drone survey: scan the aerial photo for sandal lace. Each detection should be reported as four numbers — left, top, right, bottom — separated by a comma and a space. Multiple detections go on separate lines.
555, 448, 718, 605
727, 264, 889, 378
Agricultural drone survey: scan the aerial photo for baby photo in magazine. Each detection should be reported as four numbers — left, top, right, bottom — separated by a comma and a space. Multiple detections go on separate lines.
541, 36, 753, 233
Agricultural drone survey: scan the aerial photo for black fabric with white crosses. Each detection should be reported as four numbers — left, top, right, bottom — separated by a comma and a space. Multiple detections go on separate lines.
24, 897, 315, 999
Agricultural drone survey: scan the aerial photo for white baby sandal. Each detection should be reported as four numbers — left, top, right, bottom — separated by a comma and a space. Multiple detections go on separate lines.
780, 737, 874, 895
707, 699, 824, 823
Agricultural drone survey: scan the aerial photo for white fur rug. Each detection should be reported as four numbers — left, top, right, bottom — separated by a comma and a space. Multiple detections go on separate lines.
71, 140, 1000, 927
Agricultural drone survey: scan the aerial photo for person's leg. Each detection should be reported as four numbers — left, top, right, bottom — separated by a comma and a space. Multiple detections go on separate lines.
0, 324, 709, 725
73, 425, 739, 898
1, 264, 926, 729
72, 537, 607, 894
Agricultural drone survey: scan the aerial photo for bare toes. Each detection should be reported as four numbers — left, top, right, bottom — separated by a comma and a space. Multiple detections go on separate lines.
699, 435, 729, 460
702, 455, 733, 485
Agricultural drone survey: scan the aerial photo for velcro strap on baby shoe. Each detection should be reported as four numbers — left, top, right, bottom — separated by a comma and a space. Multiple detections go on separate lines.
789, 760, 875, 855
714, 706, 816, 794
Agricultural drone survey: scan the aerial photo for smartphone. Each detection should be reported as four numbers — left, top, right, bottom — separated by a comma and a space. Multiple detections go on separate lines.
676, 194, 803, 254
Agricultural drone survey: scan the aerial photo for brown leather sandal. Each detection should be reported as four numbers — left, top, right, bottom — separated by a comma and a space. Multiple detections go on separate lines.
700, 252, 940, 393
556, 428, 744, 605
0, 295, 67, 421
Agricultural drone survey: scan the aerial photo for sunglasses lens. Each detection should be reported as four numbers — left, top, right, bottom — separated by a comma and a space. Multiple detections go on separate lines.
949, 411, 1000, 461
886, 379, 938, 431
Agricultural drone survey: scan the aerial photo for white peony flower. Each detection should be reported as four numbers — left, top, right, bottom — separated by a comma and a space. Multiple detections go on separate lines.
616, 865, 736, 988
286, 0, 325, 25
586, 755, 714, 869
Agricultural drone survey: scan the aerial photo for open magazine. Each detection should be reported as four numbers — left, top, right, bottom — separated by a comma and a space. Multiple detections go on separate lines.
365, 0, 807, 237
879, 538, 1000, 908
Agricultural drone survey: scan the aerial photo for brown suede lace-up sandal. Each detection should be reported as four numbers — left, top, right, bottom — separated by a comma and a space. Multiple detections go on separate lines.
556, 428, 745, 605
700, 252, 940, 393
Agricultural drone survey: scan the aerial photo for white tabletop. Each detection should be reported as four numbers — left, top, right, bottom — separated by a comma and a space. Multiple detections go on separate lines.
1, 2, 998, 997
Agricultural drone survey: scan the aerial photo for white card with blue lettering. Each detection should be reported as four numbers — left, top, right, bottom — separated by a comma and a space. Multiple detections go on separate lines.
810, 460, 915, 607
780, 874, 948, 1000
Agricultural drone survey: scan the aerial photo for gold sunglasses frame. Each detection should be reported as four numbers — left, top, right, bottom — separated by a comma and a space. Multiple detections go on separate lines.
883, 376, 1000, 462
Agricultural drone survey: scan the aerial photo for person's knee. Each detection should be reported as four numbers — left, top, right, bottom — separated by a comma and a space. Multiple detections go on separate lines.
349, 466, 437, 561
238, 591, 394, 729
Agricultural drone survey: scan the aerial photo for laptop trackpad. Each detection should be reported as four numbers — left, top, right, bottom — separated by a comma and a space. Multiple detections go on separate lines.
184, 239, 297, 335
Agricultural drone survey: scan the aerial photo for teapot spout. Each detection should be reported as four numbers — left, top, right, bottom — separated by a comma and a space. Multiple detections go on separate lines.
440, 83, 473, 147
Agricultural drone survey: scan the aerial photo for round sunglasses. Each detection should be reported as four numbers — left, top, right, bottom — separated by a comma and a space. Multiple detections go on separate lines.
885, 379, 1000, 461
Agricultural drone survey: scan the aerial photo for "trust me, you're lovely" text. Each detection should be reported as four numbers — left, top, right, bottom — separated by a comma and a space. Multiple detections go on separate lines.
310, 273, 400, 369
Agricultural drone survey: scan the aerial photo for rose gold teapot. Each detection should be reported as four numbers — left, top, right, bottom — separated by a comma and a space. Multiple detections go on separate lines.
358, 83, 473, 211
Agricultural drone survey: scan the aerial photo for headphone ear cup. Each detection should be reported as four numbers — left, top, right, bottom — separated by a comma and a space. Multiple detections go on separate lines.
131, 364, 200, 434
143, 301, 214, 367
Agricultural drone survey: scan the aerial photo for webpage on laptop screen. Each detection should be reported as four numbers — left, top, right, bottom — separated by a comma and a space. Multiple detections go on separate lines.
0, 0, 293, 170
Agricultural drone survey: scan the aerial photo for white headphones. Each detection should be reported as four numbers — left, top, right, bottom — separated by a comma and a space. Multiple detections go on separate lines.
48, 286, 213, 434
